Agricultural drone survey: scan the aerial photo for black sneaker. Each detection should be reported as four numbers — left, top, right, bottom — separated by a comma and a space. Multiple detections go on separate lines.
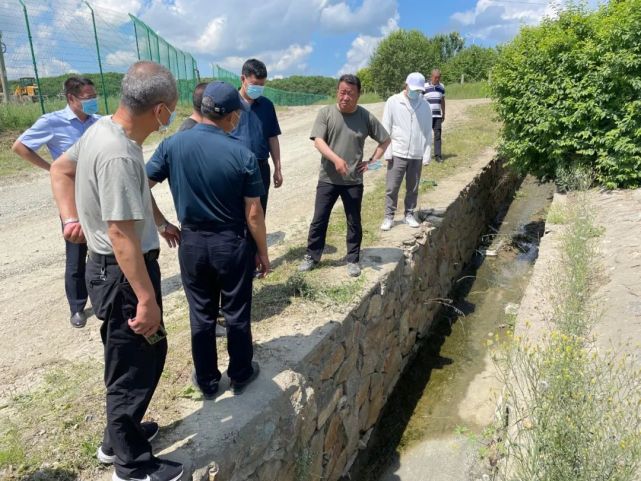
191, 371, 219, 400
230, 362, 260, 395
112, 459, 183, 481
97, 422, 160, 464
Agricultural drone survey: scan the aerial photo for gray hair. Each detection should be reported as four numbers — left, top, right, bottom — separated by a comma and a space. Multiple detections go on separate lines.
120, 61, 178, 114
431, 68, 441, 76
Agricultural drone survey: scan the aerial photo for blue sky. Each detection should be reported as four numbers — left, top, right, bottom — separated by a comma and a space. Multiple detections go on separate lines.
127, 0, 594, 78
0, 0, 603, 80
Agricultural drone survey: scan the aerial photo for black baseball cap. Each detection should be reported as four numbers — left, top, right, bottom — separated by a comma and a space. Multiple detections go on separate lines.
201, 81, 241, 115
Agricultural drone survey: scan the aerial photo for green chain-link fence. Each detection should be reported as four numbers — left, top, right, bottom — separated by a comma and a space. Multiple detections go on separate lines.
212, 64, 327, 106
130, 15, 198, 106
0, 0, 199, 117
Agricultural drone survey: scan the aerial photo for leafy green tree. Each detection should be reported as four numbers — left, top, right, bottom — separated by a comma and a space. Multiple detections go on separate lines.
356, 66, 374, 93
442, 45, 498, 84
266, 75, 337, 96
370, 29, 444, 97
492, 1, 641, 188
433, 32, 465, 62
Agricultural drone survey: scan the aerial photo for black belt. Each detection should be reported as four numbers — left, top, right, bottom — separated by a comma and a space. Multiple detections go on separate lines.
182, 222, 245, 234
89, 249, 159, 266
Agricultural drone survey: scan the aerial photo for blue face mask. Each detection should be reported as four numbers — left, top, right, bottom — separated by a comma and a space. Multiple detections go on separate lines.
407, 89, 420, 100
246, 84, 264, 100
80, 97, 99, 115
158, 104, 177, 132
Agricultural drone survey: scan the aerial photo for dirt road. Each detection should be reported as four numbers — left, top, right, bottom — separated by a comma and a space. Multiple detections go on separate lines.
0, 99, 486, 400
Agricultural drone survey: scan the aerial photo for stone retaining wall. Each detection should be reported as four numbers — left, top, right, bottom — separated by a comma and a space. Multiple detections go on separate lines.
193, 156, 519, 481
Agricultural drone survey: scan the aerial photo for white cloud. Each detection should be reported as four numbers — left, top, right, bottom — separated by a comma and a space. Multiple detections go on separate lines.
140, 0, 327, 57
134, 0, 401, 76
451, 0, 604, 44
320, 0, 397, 35
105, 50, 139, 69
218, 44, 314, 76
337, 14, 399, 75
39, 58, 76, 77
1, 0, 403, 79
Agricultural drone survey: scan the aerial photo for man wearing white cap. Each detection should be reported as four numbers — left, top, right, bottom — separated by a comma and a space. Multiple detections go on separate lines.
380, 72, 432, 231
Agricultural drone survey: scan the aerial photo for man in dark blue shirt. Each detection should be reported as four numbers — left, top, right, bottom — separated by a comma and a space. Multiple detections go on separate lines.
232, 58, 283, 214
146, 81, 269, 398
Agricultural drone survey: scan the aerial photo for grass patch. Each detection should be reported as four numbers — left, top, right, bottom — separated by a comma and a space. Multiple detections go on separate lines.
446, 81, 490, 100
420, 102, 500, 193
0, 98, 122, 134
0, 361, 104, 480
545, 202, 568, 225
490, 193, 641, 481
0, 131, 40, 177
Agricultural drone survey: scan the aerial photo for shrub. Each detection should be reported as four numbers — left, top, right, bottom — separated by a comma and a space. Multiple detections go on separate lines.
491, 1, 641, 188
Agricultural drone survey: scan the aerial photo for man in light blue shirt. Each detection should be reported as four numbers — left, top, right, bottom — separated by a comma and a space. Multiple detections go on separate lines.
12, 76, 100, 328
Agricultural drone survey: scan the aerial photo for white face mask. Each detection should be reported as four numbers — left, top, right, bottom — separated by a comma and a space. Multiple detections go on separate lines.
157, 104, 176, 133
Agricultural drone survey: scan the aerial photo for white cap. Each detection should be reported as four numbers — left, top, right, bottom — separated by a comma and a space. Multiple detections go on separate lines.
406, 72, 425, 91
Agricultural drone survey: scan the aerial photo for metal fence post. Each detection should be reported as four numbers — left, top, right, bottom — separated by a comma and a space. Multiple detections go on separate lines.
18, 0, 44, 114
131, 16, 141, 60
85, 1, 109, 114
0, 31, 9, 104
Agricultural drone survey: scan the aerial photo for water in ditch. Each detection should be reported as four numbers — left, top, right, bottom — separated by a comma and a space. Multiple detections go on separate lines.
348, 176, 555, 481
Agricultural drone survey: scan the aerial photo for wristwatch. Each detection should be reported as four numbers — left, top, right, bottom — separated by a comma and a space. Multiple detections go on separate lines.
157, 221, 169, 234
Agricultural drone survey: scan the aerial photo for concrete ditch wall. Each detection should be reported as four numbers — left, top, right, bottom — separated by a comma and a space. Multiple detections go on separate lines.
192, 156, 519, 481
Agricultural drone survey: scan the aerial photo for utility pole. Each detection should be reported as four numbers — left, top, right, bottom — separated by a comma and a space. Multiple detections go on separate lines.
0, 31, 10, 104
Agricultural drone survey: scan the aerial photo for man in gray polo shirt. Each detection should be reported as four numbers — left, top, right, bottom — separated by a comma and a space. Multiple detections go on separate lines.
299, 74, 390, 277
50, 61, 183, 481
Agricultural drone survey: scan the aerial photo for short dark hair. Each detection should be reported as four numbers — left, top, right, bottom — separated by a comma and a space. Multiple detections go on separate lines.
338, 74, 361, 93
242, 58, 267, 79
192, 82, 208, 111
64, 77, 94, 97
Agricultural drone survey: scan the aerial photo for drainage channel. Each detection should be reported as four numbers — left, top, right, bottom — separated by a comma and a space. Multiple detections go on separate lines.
347, 176, 555, 481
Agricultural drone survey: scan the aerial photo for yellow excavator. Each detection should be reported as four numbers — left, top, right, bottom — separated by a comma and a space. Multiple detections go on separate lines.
13, 77, 39, 102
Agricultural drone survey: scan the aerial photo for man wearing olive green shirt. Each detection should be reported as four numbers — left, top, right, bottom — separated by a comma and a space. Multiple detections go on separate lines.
299, 74, 390, 278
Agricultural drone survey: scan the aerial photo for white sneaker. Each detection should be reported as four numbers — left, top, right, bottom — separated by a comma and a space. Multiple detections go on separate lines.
380, 217, 393, 231
405, 213, 420, 228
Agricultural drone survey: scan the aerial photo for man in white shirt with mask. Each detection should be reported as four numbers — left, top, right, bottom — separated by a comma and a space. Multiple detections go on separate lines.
380, 72, 432, 231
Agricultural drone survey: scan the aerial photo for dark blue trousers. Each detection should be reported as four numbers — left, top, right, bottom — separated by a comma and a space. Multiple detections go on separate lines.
178, 226, 255, 387
258, 159, 270, 215
64, 237, 88, 314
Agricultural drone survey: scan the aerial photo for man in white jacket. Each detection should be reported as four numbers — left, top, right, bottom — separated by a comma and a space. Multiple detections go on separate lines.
380, 72, 432, 231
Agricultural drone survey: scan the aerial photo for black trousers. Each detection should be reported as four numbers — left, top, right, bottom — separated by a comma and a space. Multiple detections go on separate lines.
433, 117, 443, 158
306, 181, 364, 264
258, 159, 271, 215
178, 226, 255, 387
86, 255, 167, 478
